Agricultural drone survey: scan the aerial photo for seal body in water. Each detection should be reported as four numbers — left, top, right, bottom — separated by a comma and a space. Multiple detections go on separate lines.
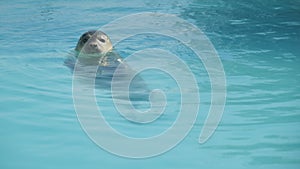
72, 30, 145, 85
66, 30, 149, 109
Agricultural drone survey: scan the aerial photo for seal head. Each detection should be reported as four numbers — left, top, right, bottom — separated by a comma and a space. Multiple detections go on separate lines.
74, 30, 123, 67
75, 30, 113, 56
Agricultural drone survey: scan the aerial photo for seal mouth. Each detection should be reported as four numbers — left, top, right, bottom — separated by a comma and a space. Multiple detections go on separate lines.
81, 48, 105, 55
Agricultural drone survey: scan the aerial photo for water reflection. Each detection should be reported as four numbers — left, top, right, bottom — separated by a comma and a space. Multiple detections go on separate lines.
179, 0, 300, 166
39, 3, 56, 21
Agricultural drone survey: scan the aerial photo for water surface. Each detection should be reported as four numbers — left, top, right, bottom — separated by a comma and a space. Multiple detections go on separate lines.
1, 0, 299, 169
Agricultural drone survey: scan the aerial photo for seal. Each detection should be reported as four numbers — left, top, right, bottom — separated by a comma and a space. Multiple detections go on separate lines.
74, 30, 123, 67
69, 30, 149, 102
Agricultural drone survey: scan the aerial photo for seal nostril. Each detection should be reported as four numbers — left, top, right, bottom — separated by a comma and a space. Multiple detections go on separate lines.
90, 43, 98, 48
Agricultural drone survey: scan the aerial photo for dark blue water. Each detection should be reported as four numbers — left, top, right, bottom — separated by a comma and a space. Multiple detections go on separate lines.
1, 0, 299, 168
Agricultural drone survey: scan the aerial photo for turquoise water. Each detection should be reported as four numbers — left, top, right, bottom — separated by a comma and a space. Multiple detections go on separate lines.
1, 0, 300, 168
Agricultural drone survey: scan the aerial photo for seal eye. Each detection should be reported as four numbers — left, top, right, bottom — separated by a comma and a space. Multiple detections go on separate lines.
82, 37, 89, 44
99, 38, 106, 43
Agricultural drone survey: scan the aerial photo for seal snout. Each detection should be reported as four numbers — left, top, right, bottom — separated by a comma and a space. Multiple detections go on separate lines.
89, 42, 98, 48
85, 38, 102, 53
